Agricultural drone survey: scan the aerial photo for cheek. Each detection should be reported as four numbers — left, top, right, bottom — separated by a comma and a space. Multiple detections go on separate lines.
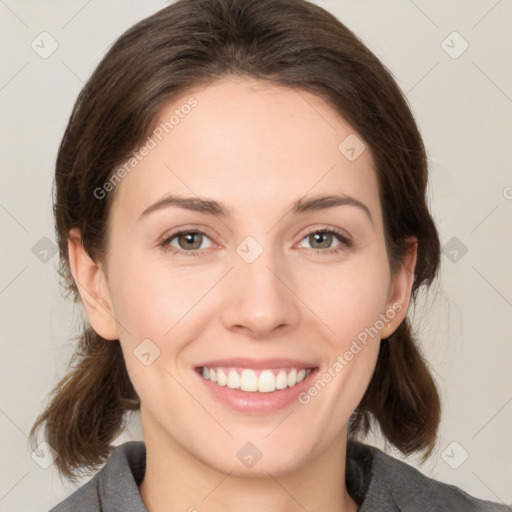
107, 249, 202, 338
106, 254, 201, 409
297, 260, 388, 419
301, 254, 391, 344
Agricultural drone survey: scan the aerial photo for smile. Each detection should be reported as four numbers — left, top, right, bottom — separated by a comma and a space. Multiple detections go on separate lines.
198, 367, 313, 393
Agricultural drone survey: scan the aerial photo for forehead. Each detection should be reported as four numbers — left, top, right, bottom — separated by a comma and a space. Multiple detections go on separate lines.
109, 77, 382, 228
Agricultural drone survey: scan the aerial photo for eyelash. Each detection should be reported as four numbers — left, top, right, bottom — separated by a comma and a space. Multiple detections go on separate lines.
159, 227, 352, 258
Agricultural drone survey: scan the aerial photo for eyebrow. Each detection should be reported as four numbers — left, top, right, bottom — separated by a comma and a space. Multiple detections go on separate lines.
137, 192, 373, 225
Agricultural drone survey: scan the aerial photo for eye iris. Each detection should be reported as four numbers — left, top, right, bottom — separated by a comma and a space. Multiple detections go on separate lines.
179, 232, 202, 250
310, 232, 332, 249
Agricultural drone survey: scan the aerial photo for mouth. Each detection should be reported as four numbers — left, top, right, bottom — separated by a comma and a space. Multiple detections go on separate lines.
195, 366, 316, 393
193, 358, 320, 413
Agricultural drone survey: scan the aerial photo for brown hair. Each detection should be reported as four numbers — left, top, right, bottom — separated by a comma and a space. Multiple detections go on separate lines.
29, 0, 441, 482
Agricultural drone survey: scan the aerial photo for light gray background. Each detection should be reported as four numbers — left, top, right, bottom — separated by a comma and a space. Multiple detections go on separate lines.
1, 1, 511, 510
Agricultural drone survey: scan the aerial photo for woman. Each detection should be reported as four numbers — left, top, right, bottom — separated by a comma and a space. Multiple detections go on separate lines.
29, 0, 510, 510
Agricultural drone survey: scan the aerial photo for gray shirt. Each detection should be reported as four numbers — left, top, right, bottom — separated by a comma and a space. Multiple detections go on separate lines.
49, 440, 511, 511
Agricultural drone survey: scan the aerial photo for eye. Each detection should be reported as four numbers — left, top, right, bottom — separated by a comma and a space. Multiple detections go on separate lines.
159, 226, 352, 258
297, 228, 352, 256
159, 230, 214, 257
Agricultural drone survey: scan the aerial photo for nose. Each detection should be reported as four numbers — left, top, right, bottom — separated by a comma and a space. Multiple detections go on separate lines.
221, 245, 301, 339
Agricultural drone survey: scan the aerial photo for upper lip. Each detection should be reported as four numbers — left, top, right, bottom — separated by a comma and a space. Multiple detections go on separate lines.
195, 358, 318, 370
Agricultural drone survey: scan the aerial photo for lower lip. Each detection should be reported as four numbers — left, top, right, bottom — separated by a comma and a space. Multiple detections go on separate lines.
195, 368, 319, 414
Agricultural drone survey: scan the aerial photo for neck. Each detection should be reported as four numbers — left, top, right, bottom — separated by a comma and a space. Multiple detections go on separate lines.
138, 423, 359, 512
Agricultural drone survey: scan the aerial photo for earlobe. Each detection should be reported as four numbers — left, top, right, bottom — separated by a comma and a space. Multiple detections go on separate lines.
67, 228, 119, 340
381, 237, 418, 339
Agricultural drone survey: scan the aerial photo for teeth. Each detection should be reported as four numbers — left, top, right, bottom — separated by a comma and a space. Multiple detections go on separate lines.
217, 369, 227, 386
258, 370, 275, 393
227, 370, 240, 389
275, 370, 288, 390
240, 369, 258, 392
200, 366, 312, 393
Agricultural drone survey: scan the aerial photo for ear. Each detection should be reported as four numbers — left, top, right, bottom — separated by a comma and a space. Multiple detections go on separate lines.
67, 227, 119, 340
380, 236, 418, 339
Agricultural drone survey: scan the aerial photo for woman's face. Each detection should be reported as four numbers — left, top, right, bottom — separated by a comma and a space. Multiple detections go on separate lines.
92, 77, 414, 475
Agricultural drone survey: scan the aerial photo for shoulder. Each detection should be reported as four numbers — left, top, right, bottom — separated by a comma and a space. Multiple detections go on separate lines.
347, 440, 511, 512
48, 441, 147, 512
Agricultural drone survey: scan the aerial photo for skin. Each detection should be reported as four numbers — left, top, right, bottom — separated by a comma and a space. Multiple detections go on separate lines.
68, 77, 417, 512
